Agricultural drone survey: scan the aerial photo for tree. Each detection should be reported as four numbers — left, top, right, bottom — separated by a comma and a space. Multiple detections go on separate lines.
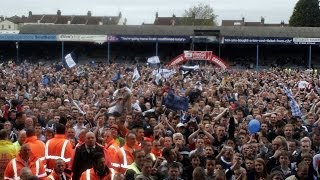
289, 0, 320, 27
182, 3, 218, 26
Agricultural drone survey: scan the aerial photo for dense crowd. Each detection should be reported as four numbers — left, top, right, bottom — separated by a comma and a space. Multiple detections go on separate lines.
0, 61, 319, 180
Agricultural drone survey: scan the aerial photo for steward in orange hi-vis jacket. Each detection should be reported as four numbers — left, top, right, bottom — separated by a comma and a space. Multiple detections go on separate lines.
104, 129, 123, 173
25, 128, 46, 161
45, 124, 73, 173
4, 144, 46, 180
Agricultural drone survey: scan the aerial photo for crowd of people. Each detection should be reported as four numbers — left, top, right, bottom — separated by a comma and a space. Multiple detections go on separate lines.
0, 61, 320, 180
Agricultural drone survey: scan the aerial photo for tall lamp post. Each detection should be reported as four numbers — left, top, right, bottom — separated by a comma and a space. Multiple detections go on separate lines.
107, 42, 110, 64
15, 42, 19, 64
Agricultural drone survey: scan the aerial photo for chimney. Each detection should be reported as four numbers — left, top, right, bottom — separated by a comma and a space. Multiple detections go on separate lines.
118, 12, 122, 18
242, 17, 245, 22
37, 20, 40, 24
67, 20, 71, 24
281, 20, 285, 27
156, 12, 158, 19
172, 14, 176, 18
261, 16, 265, 24
87, 11, 92, 17
29, 11, 32, 16
57, 10, 61, 16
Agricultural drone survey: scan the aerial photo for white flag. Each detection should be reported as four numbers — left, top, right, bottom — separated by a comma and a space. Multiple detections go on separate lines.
65, 53, 76, 68
132, 67, 140, 82
161, 69, 176, 79
181, 65, 200, 70
147, 56, 160, 64
155, 73, 162, 85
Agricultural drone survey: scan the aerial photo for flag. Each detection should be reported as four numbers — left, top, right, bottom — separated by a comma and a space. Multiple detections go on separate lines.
282, 84, 303, 118
181, 65, 200, 71
180, 65, 199, 77
152, 68, 176, 85
164, 91, 189, 111
152, 69, 176, 79
132, 67, 140, 82
72, 99, 86, 115
64, 53, 77, 68
142, 109, 155, 116
112, 70, 121, 82
155, 72, 162, 85
147, 56, 160, 64
161, 69, 176, 79
76, 67, 86, 77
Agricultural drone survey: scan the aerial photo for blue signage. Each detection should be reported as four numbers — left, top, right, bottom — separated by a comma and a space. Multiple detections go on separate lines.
0, 34, 57, 41
222, 36, 293, 45
0, 34, 189, 42
107, 35, 190, 43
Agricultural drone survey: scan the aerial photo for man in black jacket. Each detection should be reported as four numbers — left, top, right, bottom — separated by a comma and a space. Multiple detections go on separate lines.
71, 131, 108, 180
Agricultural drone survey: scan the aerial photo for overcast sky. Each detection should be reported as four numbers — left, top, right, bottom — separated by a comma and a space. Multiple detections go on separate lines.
1, 0, 299, 25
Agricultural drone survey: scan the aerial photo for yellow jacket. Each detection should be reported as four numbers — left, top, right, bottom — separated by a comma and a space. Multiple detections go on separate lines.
0, 140, 16, 178
13, 141, 21, 153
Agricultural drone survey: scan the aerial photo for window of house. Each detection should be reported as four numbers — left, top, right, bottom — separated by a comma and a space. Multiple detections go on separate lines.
8, 25, 11, 29
1, 25, 4, 29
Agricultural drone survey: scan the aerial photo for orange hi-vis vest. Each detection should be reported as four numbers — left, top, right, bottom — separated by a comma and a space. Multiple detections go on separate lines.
105, 139, 121, 171
25, 136, 46, 161
80, 168, 115, 180
117, 144, 136, 173
4, 153, 47, 180
45, 134, 73, 172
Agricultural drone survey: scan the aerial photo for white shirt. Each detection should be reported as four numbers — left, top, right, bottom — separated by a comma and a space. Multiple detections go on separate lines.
73, 124, 85, 138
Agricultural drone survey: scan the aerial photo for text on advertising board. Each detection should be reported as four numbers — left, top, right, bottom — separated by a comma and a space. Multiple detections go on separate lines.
184, 51, 212, 60
56, 34, 108, 43
168, 51, 228, 70
222, 37, 293, 45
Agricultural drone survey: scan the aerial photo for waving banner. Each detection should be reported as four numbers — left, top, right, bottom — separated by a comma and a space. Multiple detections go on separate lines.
167, 51, 228, 69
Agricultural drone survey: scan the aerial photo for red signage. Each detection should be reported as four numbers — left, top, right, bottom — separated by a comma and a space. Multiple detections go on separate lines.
210, 54, 227, 69
167, 51, 228, 69
184, 51, 212, 60
169, 54, 185, 66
